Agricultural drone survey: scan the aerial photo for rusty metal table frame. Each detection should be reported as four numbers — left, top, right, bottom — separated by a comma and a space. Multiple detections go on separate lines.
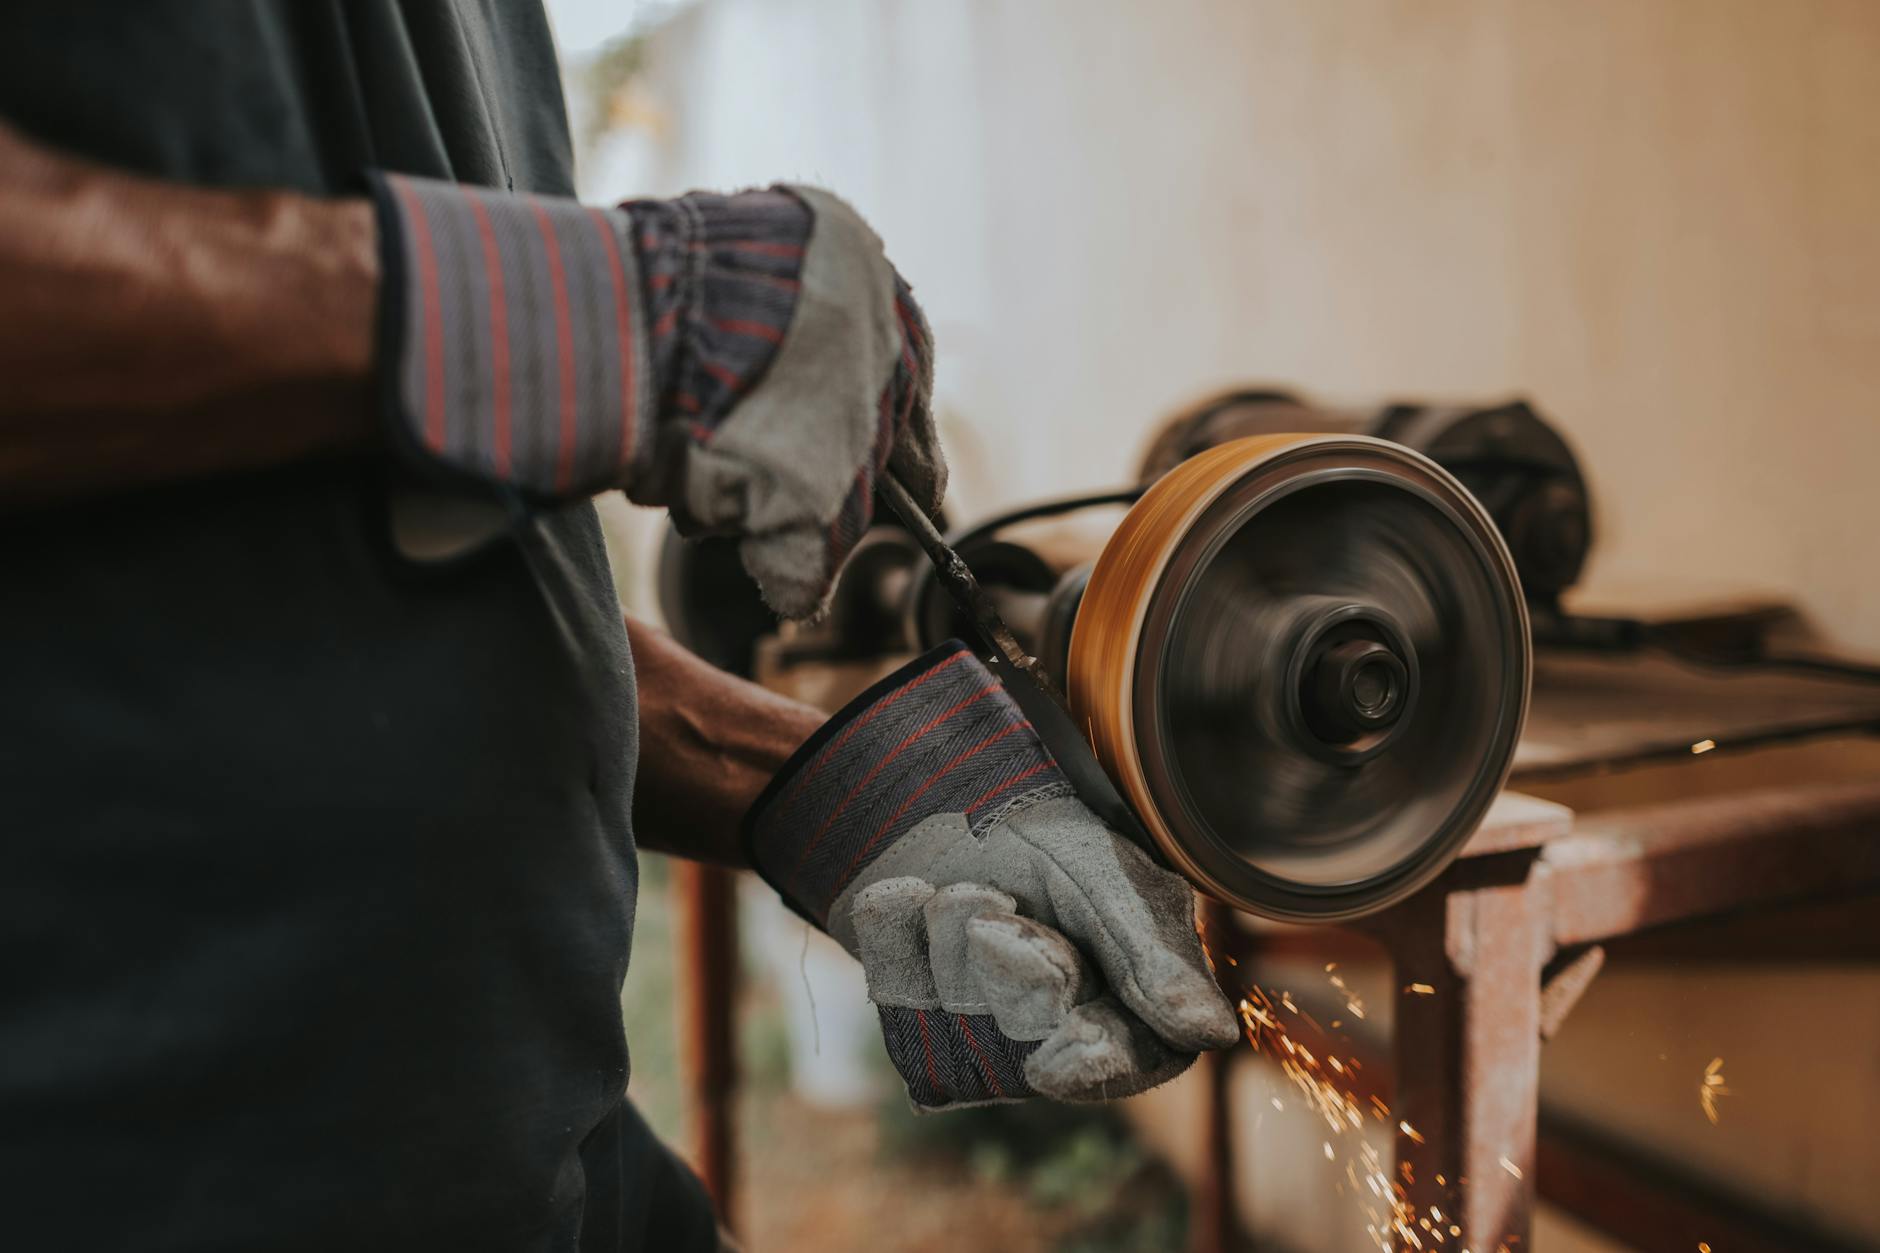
679, 778, 1880, 1249
1194, 781, 1880, 1253
682, 628, 1880, 1248
675, 861, 740, 1228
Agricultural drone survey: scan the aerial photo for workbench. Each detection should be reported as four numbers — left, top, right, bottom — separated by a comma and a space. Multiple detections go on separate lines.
682, 635, 1880, 1250
1190, 648, 1880, 1253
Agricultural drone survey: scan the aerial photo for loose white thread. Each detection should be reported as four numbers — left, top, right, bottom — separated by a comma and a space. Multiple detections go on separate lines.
799, 920, 821, 1055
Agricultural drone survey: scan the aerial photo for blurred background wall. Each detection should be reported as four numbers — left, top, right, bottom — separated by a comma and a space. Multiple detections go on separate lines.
562, 0, 1880, 655
544, 2, 1880, 1249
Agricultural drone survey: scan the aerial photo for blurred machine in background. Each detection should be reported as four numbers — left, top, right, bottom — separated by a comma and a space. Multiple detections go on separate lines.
660, 388, 1596, 671
659, 388, 1880, 919
1138, 390, 1593, 612
660, 387, 1880, 1251
661, 391, 1589, 920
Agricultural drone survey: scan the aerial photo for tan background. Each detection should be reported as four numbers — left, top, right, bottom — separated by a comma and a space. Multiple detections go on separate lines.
581, 0, 1880, 656
555, 1, 1880, 1248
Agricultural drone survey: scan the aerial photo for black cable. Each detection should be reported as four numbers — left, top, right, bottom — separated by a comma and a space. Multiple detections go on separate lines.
905, 487, 1145, 650
939, 487, 1145, 553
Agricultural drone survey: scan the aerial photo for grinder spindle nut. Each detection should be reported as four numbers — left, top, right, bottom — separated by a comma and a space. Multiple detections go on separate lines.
1068, 435, 1529, 921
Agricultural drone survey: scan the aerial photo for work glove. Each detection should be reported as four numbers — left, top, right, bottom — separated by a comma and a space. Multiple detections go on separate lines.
368, 174, 942, 618
746, 641, 1241, 1109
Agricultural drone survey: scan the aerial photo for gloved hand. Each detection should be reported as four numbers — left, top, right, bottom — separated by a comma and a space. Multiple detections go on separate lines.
368, 174, 942, 618
746, 641, 1241, 1109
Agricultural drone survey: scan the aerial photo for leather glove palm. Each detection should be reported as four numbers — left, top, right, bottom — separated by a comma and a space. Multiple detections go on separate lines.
747, 641, 1240, 1108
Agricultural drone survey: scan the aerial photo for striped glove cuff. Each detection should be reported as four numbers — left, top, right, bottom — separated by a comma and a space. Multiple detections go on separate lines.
744, 641, 1076, 928
369, 173, 809, 502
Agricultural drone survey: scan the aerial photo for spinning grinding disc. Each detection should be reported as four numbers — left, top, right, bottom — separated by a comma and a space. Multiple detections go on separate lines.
1067, 435, 1530, 921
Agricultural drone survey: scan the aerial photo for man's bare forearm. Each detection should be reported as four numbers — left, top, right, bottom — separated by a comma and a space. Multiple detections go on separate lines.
627, 617, 825, 868
0, 123, 377, 505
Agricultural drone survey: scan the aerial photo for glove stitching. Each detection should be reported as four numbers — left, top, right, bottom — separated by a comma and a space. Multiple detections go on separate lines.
968, 781, 1077, 839
943, 998, 993, 1015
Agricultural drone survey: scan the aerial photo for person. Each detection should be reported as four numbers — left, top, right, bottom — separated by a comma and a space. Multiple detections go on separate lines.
0, 5, 1236, 1250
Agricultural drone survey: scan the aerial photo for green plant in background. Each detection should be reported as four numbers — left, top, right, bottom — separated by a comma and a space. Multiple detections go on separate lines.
617, 854, 683, 1140
736, 976, 795, 1095
879, 1089, 1189, 1253
574, 30, 651, 157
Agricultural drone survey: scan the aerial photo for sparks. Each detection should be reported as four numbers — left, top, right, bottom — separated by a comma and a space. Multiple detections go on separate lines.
1327, 965, 1369, 1020
1235, 984, 1421, 1252
1700, 1056, 1731, 1125
1498, 1156, 1523, 1179
1691, 738, 1717, 754
1406, 982, 1437, 996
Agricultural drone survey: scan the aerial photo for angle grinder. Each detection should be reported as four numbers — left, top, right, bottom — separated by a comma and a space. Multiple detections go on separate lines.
882, 433, 1530, 922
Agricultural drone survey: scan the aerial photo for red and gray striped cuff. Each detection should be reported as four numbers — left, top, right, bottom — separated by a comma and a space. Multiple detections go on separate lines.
622, 189, 811, 440
370, 172, 653, 499
879, 1006, 1041, 1107
745, 641, 1076, 926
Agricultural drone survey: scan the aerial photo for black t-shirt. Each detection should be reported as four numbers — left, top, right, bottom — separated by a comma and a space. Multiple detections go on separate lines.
0, 4, 711, 1249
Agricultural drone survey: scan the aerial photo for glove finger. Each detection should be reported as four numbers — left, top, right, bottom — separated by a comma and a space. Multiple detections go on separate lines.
966, 912, 1098, 1042
739, 524, 844, 622
999, 800, 1241, 1052
1023, 994, 1195, 1103
921, 882, 1017, 1015
849, 876, 939, 1007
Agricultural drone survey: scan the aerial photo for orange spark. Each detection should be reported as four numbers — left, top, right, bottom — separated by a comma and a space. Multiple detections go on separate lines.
1700, 1056, 1731, 1125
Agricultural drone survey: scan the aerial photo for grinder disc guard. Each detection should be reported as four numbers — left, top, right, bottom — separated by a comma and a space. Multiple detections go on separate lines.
1069, 435, 1529, 920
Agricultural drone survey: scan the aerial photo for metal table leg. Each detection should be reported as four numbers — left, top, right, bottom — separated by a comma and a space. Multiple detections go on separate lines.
675, 861, 740, 1230
1371, 856, 1549, 1253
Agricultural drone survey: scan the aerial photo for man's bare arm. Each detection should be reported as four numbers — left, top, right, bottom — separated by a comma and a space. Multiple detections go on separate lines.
627, 617, 825, 867
0, 123, 377, 506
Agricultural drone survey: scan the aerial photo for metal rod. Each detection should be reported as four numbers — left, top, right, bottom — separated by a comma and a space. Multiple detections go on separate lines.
674, 861, 739, 1228
878, 471, 1070, 711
